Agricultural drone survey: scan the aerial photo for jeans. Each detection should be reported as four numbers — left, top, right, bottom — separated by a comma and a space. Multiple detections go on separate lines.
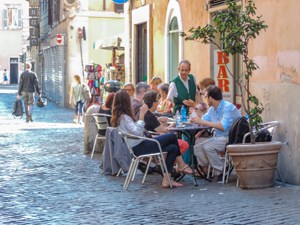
132, 132, 181, 173
75, 100, 84, 115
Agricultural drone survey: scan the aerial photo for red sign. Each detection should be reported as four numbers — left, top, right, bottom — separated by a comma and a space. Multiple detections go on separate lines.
57, 34, 62, 44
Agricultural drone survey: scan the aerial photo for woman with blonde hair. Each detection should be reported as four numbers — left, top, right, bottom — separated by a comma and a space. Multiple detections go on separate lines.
149, 76, 162, 92
69, 74, 85, 124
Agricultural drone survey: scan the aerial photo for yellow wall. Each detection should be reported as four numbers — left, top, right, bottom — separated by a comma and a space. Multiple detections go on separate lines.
250, 0, 300, 84
89, 18, 124, 66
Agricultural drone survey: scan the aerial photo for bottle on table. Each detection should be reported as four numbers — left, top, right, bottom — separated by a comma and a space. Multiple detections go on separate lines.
181, 105, 187, 123
175, 110, 181, 127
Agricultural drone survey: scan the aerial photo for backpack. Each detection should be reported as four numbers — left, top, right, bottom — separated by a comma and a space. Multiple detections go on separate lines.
255, 129, 272, 142
82, 84, 92, 102
227, 117, 250, 145
12, 99, 24, 118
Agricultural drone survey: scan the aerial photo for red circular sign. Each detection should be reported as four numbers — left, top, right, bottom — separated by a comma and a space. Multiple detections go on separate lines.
57, 34, 62, 44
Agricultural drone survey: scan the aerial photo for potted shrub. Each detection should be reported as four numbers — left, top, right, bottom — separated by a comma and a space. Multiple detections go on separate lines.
182, 0, 282, 189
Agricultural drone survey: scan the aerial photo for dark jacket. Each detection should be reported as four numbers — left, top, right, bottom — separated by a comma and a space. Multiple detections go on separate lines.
18, 70, 40, 95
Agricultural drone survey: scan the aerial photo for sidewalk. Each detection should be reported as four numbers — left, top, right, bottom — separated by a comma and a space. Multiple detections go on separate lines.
1, 84, 300, 224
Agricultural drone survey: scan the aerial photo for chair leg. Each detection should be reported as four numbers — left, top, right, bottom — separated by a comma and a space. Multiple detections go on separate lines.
222, 154, 228, 184
116, 168, 122, 177
91, 134, 99, 158
124, 159, 136, 190
158, 154, 172, 188
131, 158, 140, 182
142, 156, 152, 184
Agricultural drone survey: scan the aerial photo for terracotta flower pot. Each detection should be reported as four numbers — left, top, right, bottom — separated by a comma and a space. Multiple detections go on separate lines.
227, 141, 282, 189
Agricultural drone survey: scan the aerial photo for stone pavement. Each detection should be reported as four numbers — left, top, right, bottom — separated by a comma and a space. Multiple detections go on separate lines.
1, 84, 300, 225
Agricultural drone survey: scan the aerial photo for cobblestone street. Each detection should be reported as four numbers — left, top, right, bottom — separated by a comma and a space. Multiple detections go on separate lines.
1, 85, 300, 225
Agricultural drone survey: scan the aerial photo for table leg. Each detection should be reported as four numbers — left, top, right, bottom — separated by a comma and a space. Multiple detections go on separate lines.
189, 136, 198, 186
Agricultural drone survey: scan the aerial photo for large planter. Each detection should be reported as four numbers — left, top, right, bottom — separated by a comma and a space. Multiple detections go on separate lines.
227, 141, 282, 189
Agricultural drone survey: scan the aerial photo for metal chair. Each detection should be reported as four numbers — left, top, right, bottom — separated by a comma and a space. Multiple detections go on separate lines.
119, 131, 172, 190
91, 113, 111, 159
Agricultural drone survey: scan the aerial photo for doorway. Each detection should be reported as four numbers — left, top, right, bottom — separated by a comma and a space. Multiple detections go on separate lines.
9, 57, 19, 84
136, 23, 147, 83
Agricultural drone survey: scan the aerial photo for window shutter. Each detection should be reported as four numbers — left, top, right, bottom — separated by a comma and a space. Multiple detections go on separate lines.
18, 9, 22, 28
3, 9, 8, 28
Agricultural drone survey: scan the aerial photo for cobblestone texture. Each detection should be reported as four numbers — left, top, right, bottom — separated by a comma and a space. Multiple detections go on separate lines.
1, 85, 300, 224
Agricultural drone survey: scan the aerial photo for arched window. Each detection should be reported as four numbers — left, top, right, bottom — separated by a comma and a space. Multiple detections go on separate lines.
168, 17, 179, 81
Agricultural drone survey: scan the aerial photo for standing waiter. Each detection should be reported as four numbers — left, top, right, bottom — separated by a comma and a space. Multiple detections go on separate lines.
17, 63, 42, 123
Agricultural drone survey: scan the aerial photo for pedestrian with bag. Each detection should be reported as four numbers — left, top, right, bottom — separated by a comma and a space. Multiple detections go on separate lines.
69, 74, 85, 124
16, 63, 41, 123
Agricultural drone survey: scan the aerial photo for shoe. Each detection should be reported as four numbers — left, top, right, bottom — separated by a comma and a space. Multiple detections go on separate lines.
138, 162, 154, 174
25, 119, 29, 123
216, 173, 224, 183
177, 165, 193, 175
28, 116, 33, 122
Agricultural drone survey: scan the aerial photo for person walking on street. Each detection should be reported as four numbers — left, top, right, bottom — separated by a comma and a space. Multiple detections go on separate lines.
69, 74, 85, 124
17, 63, 42, 123
1, 69, 8, 84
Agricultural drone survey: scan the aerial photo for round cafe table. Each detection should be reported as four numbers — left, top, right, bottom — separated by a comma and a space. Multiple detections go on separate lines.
167, 124, 210, 186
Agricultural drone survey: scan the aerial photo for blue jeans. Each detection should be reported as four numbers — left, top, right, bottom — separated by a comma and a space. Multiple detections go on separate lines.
75, 100, 83, 115
132, 133, 181, 173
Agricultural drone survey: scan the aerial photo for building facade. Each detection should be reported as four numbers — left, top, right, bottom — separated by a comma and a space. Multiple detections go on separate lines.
0, 0, 29, 84
32, 0, 124, 107
123, 0, 300, 185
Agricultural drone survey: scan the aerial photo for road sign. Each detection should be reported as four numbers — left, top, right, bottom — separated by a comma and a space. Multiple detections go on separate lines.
57, 34, 62, 44
113, 0, 128, 4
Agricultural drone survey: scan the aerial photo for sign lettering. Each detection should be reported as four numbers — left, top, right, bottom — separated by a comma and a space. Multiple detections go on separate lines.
29, 18, 38, 27
214, 50, 234, 102
29, 8, 39, 17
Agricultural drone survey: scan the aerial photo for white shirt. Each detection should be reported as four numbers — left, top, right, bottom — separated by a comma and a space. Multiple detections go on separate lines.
167, 74, 198, 101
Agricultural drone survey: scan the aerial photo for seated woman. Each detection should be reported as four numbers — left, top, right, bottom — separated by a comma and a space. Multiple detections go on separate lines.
98, 92, 115, 125
149, 76, 162, 92
143, 90, 189, 155
111, 90, 192, 188
157, 83, 173, 115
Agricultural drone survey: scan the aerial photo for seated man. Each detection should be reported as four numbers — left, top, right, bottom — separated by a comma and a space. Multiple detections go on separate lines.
191, 85, 241, 179
131, 82, 150, 117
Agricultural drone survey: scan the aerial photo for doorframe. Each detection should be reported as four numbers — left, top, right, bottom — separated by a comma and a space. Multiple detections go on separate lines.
165, 0, 183, 83
132, 5, 151, 84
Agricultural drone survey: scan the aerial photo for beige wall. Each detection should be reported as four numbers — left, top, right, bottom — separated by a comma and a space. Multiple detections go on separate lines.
249, 0, 300, 184
89, 18, 124, 65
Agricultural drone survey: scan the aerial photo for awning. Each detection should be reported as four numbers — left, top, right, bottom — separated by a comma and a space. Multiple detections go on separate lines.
94, 33, 125, 50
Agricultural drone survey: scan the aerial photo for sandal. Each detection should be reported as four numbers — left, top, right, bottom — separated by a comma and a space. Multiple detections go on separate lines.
162, 180, 184, 188
177, 165, 193, 175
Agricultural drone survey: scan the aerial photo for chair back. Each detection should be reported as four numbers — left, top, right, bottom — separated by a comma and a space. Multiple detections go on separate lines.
227, 117, 250, 145
92, 113, 111, 136
242, 120, 279, 143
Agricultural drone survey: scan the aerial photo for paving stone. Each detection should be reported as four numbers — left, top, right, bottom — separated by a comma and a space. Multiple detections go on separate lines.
1, 85, 300, 224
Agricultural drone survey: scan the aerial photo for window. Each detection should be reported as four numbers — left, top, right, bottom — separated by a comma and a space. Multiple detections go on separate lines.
114, 3, 124, 13
209, 0, 237, 8
168, 17, 179, 81
3, 6, 22, 29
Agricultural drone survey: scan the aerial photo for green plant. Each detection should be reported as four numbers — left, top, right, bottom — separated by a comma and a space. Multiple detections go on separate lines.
181, 0, 268, 143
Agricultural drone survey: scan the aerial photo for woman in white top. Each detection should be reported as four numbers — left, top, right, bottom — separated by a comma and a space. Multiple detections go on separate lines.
111, 90, 192, 188
69, 74, 85, 124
